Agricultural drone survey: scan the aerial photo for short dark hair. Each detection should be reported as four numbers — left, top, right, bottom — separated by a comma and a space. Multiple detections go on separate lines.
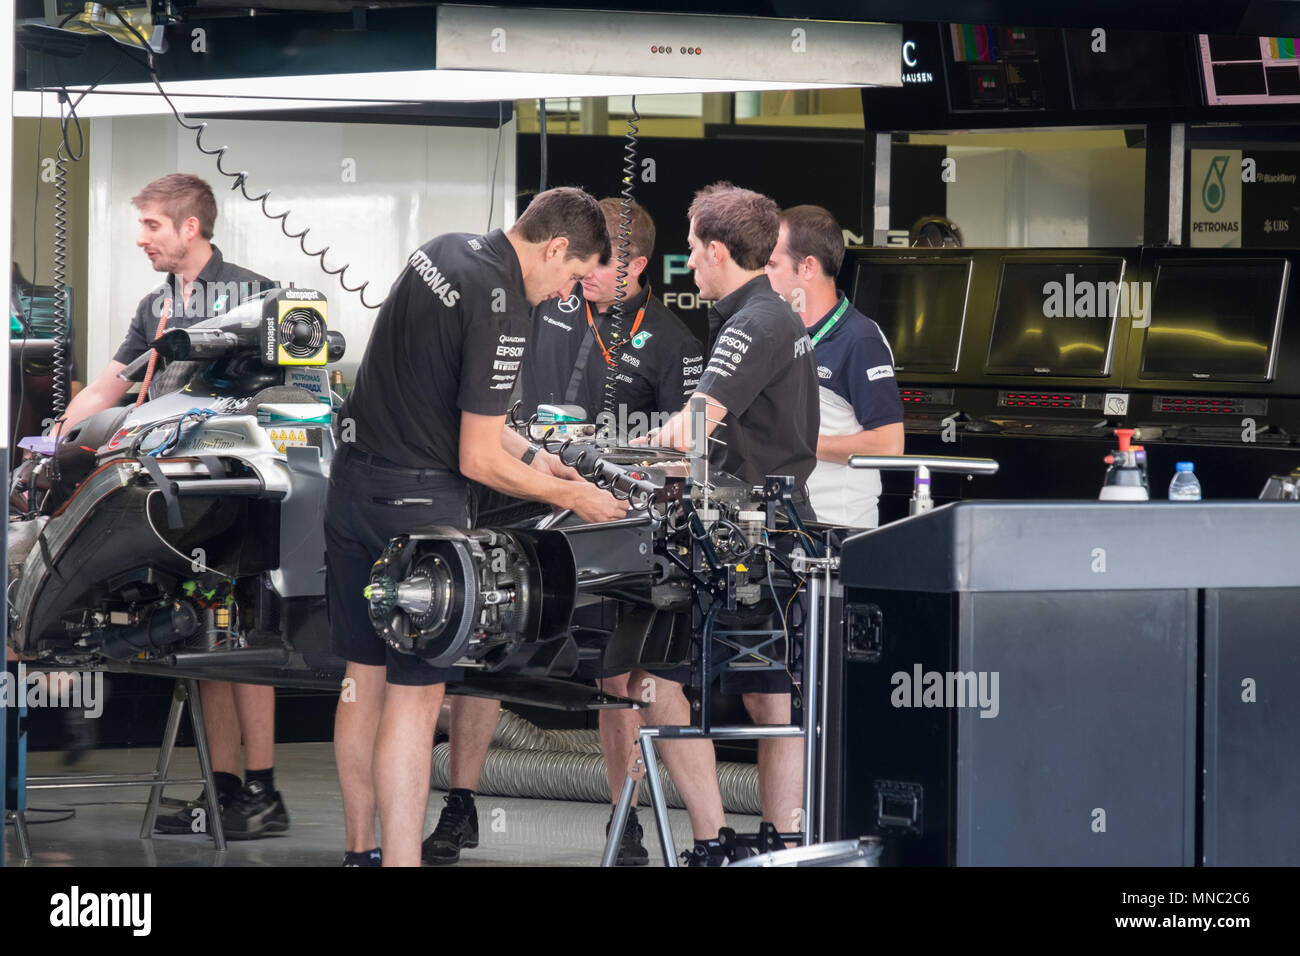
513, 187, 611, 263
687, 182, 779, 271
780, 205, 845, 277
132, 173, 217, 240
598, 197, 655, 262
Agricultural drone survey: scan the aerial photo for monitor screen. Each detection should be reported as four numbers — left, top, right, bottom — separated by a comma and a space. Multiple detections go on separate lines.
985, 259, 1125, 376
1065, 29, 1194, 110
1199, 34, 1300, 105
852, 259, 971, 372
1141, 258, 1290, 382
945, 25, 1051, 111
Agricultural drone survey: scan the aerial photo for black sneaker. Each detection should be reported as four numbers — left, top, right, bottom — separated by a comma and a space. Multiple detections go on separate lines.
681, 826, 741, 867
154, 789, 232, 835
605, 807, 650, 867
421, 792, 479, 865
222, 780, 290, 840
342, 847, 383, 867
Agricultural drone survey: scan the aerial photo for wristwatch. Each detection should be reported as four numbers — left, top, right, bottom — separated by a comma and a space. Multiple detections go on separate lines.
520, 443, 541, 465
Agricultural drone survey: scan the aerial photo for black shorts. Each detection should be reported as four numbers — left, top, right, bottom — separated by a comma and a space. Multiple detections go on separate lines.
325, 445, 471, 686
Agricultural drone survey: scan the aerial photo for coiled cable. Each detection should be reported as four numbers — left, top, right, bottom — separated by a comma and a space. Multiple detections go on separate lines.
597, 97, 640, 439
95, 6, 383, 310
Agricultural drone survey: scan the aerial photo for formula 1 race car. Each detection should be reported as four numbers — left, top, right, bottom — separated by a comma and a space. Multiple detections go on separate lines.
7, 291, 828, 707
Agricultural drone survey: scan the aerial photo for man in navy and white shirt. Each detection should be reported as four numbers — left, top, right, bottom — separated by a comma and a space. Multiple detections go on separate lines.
765, 205, 903, 527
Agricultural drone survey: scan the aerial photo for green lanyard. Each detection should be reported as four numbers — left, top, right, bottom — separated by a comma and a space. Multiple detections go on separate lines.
809, 296, 849, 348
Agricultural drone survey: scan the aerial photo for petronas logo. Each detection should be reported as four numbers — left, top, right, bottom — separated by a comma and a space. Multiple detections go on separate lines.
1202, 155, 1230, 213
631, 330, 653, 349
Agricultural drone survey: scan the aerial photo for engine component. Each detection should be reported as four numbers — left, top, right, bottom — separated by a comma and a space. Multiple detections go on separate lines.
99, 599, 201, 660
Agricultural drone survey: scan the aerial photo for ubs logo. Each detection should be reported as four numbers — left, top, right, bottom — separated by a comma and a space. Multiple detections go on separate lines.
557, 295, 581, 314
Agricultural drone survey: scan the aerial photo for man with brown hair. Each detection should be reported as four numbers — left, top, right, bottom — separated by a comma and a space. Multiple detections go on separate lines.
328, 186, 627, 867
56, 173, 287, 840
423, 198, 701, 867
766, 204, 903, 527
632, 182, 820, 864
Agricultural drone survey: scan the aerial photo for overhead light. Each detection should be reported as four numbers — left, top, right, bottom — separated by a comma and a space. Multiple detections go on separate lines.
437, 5, 902, 87
14, 69, 852, 118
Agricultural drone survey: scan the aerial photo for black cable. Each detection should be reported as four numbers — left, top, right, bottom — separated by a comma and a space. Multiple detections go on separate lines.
10, 63, 46, 460
99, 9, 385, 310
5, 807, 77, 826
537, 98, 548, 193
487, 100, 503, 232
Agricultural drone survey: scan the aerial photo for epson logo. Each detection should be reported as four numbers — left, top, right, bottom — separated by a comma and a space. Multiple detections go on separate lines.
496, 345, 525, 357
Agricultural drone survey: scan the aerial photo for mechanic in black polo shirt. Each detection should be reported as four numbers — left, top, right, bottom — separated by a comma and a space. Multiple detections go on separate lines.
57, 173, 288, 840
631, 182, 820, 864
521, 199, 702, 433
765, 205, 904, 528
328, 187, 627, 868
426, 198, 702, 867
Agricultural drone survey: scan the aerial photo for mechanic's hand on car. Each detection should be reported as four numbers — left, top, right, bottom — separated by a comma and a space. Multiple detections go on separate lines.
530, 448, 583, 482
565, 481, 628, 524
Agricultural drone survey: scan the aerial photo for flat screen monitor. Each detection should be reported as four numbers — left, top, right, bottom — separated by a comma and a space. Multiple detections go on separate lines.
1065, 29, 1194, 110
1141, 258, 1290, 382
944, 24, 1050, 111
1199, 34, 1300, 105
851, 259, 971, 373
985, 259, 1125, 376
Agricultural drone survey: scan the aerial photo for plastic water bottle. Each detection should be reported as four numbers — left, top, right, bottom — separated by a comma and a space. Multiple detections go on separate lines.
1168, 462, 1202, 501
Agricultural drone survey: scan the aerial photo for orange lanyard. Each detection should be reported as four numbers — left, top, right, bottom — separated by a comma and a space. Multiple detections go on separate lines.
585, 286, 649, 368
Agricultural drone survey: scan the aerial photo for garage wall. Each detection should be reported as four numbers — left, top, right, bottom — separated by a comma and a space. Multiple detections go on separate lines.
85, 114, 516, 380
944, 143, 1146, 247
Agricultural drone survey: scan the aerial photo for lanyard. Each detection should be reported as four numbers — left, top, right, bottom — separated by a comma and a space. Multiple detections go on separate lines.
585, 285, 649, 368
809, 296, 849, 348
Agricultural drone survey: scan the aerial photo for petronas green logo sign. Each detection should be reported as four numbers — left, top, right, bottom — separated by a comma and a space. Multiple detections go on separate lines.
1202, 155, 1230, 213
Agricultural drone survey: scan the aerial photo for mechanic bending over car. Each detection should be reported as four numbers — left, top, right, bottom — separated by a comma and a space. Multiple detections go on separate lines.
53, 173, 288, 839
327, 187, 627, 867
427, 198, 702, 867
631, 182, 821, 865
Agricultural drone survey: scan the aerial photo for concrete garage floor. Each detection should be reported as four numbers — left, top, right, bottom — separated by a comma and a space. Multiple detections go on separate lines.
6, 742, 760, 867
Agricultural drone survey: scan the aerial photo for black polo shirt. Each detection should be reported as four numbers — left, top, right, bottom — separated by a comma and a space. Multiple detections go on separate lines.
695, 274, 820, 487
520, 281, 702, 425
112, 244, 271, 367
342, 229, 529, 472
